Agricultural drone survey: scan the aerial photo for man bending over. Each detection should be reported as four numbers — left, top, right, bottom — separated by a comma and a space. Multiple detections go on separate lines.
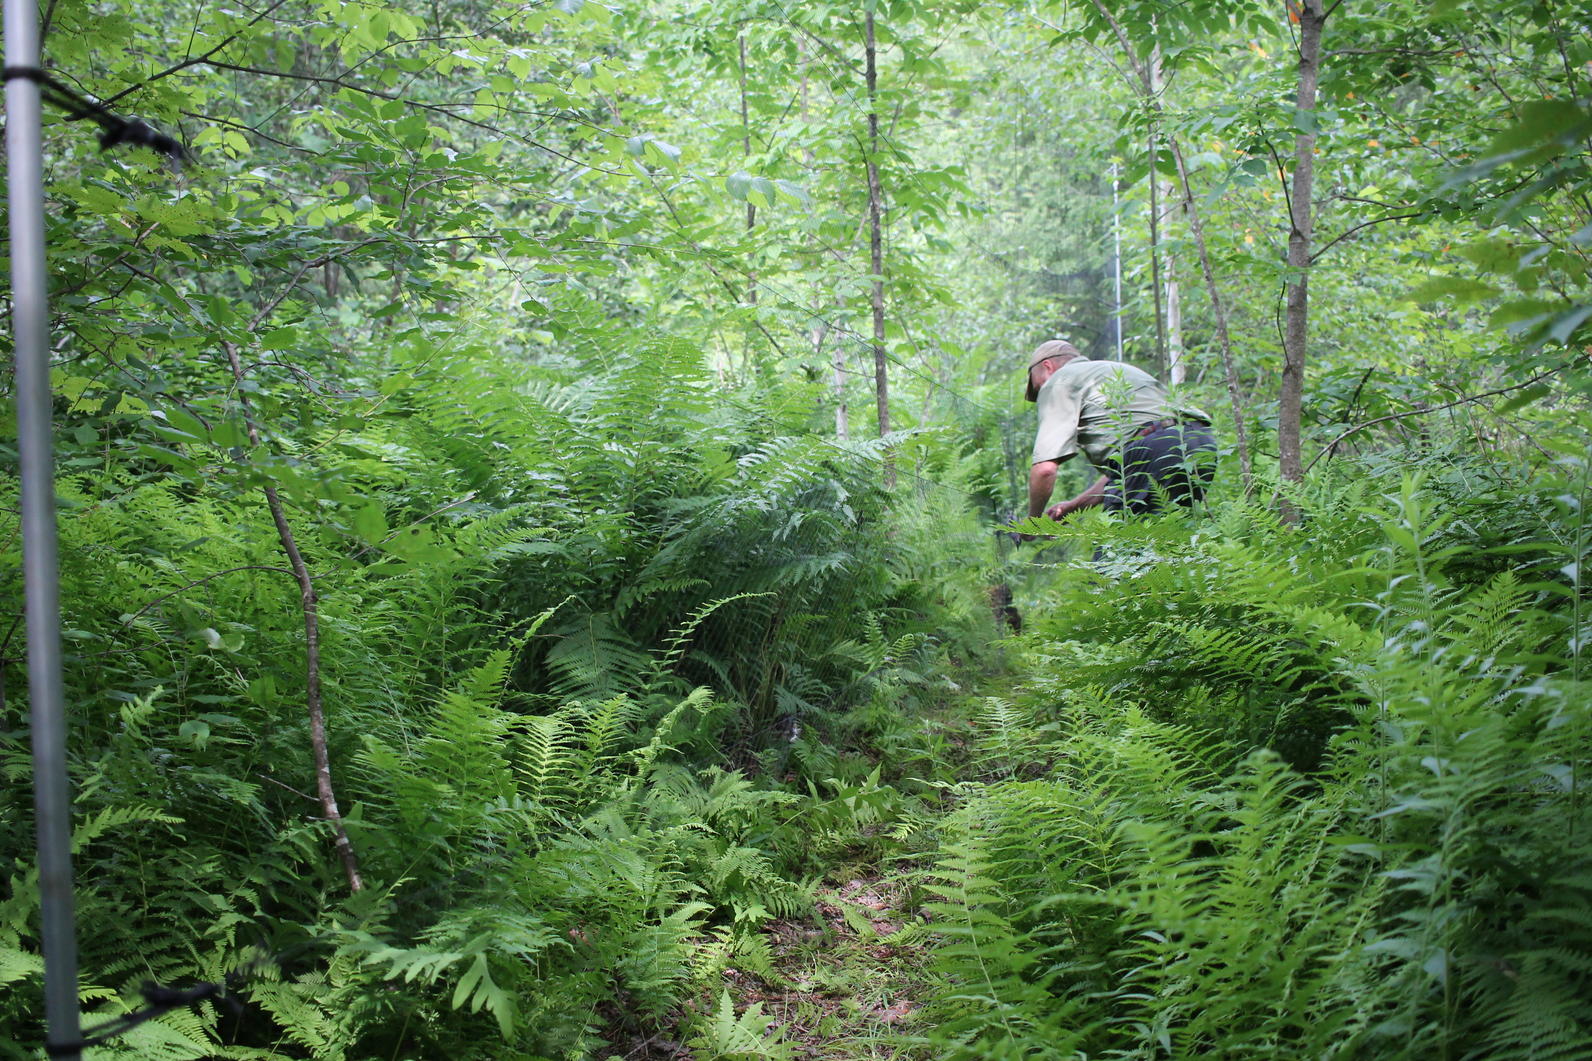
1024, 339, 1216, 524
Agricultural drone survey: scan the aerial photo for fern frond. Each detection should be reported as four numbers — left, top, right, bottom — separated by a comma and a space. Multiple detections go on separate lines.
687, 991, 793, 1061
545, 610, 650, 699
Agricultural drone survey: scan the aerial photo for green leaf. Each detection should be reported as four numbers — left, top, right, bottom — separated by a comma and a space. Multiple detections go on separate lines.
1545, 304, 1592, 344
385, 525, 452, 564
626, 135, 680, 167
1406, 276, 1499, 304
774, 179, 810, 206
211, 418, 249, 448
1237, 157, 1270, 180
353, 502, 388, 544
178, 720, 211, 750
1422, 948, 1450, 986
1496, 382, 1552, 415
452, 952, 486, 1010
1486, 99, 1591, 155
261, 327, 300, 350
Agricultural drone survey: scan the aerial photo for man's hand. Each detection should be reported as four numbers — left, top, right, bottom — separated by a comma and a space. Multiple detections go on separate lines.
1041, 476, 1110, 524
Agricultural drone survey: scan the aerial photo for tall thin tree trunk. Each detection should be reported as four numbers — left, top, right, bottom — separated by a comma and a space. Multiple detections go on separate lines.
223, 340, 362, 893
1146, 45, 1166, 369
1088, 0, 1252, 492
864, 10, 891, 486
796, 36, 846, 440
739, 31, 758, 380
738, 34, 757, 254
1110, 162, 1124, 359
1171, 139, 1254, 495
819, 317, 847, 440
1150, 43, 1184, 385
1166, 252, 1185, 385
1281, 0, 1325, 510
832, 352, 849, 438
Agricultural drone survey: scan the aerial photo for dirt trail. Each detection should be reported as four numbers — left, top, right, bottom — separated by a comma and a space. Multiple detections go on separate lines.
609, 868, 932, 1060
613, 695, 992, 1059
745, 871, 931, 1059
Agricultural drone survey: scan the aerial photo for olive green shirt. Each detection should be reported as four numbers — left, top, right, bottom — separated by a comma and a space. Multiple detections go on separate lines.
1031, 356, 1209, 470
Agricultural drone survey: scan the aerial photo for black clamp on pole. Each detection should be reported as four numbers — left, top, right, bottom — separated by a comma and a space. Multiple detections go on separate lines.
2, 65, 187, 166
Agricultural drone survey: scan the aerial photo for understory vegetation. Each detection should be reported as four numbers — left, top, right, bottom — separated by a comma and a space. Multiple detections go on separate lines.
3, 0, 1591, 1057
923, 448, 1592, 1059
1, 335, 993, 1058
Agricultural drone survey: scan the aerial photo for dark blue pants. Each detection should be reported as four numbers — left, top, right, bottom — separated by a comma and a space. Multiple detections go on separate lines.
1101, 422, 1217, 515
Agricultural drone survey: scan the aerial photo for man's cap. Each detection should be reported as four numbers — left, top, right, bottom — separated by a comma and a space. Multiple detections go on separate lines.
1025, 339, 1081, 401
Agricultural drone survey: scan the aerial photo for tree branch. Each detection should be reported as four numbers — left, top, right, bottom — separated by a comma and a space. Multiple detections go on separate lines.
138, 57, 626, 174
1312, 211, 1428, 262
223, 339, 363, 893
1304, 367, 1566, 475
122, 565, 296, 626
97, 0, 295, 109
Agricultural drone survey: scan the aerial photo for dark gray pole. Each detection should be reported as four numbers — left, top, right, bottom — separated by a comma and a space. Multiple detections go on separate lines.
5, 1, 84, 1056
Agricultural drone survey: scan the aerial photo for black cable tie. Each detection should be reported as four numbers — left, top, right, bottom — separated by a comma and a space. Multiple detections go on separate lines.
142, 980, 222, 1008
3, 64, 188, 167
98, 116, 186, 164
43, 979, 226, 1055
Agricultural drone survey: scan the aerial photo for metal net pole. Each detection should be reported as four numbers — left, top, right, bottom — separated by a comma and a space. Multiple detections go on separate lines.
4, 1, 84, 1055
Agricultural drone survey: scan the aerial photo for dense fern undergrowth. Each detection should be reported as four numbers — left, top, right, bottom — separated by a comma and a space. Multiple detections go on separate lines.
3, 328, 1591, 1059
0, 333, 994, 1060
921, 441, 1592, 1060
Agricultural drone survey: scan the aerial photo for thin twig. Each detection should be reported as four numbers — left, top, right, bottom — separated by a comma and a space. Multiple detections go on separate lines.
1304, 367, 1567, 475
122, 565, 296, 625
97, 0, 295, 109
223, 338, 363, 893
257, 773, 318, 803
1312, 211, 1428, 263
191, 60, 625, 174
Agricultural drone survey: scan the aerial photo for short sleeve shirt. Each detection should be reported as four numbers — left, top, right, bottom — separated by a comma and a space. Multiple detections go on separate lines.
1030, 357, 1208, 470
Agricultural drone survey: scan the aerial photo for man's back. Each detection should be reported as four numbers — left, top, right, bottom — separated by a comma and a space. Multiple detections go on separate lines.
1033, 356, 1203, 468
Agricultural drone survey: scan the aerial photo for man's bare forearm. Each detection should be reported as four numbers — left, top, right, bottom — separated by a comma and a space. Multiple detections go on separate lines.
1046, 475, 1109, 521
1028, 461, 1060, 517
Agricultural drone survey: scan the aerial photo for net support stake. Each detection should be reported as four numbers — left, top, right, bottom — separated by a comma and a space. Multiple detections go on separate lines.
1111, 160, 1124, 361
4, 0, 84, 1056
